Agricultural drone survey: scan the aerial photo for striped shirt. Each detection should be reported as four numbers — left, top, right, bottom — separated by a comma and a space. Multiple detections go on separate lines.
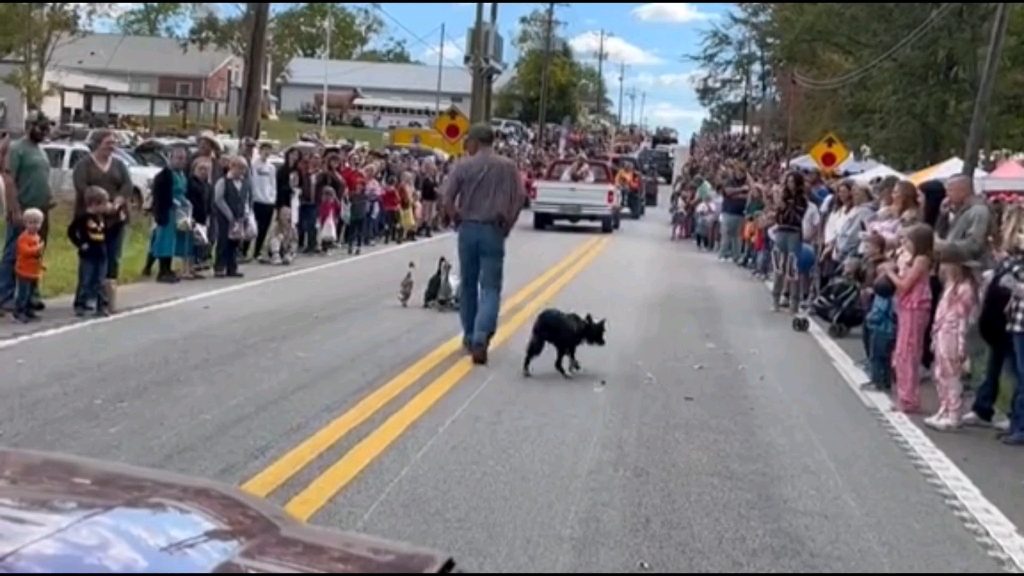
441, 148, 526, 235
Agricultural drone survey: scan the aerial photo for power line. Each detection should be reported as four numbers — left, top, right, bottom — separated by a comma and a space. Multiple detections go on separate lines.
793, 3, 957, 90
373, 5, 465, 69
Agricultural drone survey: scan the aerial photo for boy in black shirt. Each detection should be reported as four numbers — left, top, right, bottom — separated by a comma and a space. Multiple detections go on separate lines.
68, 186, 110, 317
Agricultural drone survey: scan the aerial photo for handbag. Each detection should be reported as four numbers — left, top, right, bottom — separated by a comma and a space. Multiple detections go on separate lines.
244, 209, 258, 241
175, 199, 194, 231
319, 217, 337, 242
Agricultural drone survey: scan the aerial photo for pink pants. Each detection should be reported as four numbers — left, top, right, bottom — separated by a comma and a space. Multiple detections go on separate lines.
932, 326, 965, 419
892, 307, 930, 412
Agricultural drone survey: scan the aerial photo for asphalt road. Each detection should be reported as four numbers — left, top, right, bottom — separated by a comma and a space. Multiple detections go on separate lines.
0, 190, 1010, 572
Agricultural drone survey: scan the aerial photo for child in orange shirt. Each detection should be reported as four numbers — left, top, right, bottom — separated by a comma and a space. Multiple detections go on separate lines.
13, 208, 46, 323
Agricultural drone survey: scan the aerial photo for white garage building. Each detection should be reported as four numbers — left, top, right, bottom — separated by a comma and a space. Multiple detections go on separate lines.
278, 58, 511, 117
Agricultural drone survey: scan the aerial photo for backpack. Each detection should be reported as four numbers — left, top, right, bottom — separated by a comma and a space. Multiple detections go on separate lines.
979, 264, 1013, 347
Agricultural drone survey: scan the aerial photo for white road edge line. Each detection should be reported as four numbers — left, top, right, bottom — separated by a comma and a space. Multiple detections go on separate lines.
752, 275, 1024, 571
0, 232, 452, 351
355, 373, 495, 530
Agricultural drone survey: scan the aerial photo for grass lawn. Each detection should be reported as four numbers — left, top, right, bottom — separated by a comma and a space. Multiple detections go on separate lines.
0, 203, 151, 299
151, 113, 385, 148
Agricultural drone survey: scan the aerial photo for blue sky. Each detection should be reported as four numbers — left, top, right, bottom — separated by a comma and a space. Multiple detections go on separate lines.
374, 2, 732, 136
95, 3, 730, 136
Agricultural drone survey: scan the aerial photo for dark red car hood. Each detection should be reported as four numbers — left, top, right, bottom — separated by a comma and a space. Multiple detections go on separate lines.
0, 448, 457, 573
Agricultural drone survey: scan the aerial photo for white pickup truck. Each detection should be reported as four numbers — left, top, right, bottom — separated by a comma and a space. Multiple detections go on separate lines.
530, 160, 620, 233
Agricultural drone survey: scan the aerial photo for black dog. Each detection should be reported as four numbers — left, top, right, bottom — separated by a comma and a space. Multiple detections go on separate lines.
523, 309, 607, 378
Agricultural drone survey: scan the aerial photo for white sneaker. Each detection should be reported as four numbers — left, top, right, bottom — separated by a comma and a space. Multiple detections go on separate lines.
962, 411, 1010, 431
961, 411, 989, 427
994, 416, 1011, 432
924, 413, 943, 428
933, 417, 962, 432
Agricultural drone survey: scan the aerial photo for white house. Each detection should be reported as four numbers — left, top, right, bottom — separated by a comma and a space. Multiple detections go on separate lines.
278, 58, 512, 116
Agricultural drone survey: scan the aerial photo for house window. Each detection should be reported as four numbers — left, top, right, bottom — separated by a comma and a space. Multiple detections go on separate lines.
450, 96, 464, 103
130, 81, 151, 94
176, 82, 193, 97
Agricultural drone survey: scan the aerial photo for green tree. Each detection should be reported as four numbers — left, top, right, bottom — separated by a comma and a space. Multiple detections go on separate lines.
494, 7, 596, 124
687, 3, 768, 135
0, 3, 105, 109
115, 3, 195, 38
355, 38, 416, 64
691, 3, 1024, 169
186, 3, 404, 87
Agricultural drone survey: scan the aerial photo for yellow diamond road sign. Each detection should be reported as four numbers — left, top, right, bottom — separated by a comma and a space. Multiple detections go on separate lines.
808, 132, 850, 173
433, 106, 470, 144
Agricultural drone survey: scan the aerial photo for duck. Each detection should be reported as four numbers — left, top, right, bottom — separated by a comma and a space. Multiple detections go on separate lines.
399, 262, 415, 307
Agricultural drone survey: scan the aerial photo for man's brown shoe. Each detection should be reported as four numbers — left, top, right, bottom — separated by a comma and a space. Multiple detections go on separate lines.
470, 345, 488, 365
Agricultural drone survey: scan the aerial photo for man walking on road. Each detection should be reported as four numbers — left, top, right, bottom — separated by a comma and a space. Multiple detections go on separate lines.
442, 124, 526, 365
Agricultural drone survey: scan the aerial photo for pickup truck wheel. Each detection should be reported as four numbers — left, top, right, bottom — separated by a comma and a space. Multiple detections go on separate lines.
600, 217, 614, 234
613, 215, 621, 230
533, 213, 547, 230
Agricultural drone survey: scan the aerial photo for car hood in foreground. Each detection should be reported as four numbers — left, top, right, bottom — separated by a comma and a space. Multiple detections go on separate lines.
0, 448, 456, 573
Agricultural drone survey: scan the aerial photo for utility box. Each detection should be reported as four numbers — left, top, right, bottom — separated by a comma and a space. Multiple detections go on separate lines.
463, 24, 505, 72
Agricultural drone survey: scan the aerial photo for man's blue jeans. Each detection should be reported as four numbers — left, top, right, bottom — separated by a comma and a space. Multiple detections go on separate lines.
719, 213, 743, 261
974, 338, 1012, 422
0, 219, 27, 305
457, 221, 505, 348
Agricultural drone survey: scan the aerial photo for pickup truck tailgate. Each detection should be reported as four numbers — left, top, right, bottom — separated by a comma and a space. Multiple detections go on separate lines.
533, 181, 610, 207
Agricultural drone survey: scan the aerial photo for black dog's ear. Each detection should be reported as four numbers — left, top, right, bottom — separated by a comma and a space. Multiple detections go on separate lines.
598, 319, 607, 329
585, 313, 593, 323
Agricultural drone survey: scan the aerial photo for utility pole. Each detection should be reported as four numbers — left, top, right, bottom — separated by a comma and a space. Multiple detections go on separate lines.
626, 87, 637, 126
239, 2, 270, 139
616, 61, 625, 127
482, 2, 499, 121
434, 23, 445, 114
536, 2, 556, 146
595, 29, 606, 116
963, 3, 1012, 177
319, 10, 332, 138
469, 2, 486, 123
639, 91, 646, 130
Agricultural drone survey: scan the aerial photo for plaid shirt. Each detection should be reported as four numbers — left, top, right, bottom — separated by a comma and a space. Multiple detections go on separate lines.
1004, 255, 1024, 333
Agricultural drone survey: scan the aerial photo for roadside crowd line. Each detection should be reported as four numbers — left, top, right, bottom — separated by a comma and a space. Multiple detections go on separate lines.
284, 237, 612, 521
241, 236, 605, 499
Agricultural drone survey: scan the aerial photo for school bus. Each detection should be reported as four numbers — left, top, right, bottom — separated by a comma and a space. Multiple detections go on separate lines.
387, 127, 463, 157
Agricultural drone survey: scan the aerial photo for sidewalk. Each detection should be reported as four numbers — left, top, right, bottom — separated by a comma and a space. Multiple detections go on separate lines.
0, 234, 451, 341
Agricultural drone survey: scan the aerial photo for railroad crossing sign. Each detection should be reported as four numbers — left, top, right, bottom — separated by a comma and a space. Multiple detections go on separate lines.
433, 105, 470, 144
808, 132, 850, 173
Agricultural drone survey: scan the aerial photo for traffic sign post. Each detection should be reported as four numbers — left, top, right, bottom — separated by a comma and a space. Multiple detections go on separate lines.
433, 106, 470, 144
808, 132, 850, 173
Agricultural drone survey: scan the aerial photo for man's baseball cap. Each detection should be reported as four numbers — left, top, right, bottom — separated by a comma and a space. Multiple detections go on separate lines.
466, 123, 495, 146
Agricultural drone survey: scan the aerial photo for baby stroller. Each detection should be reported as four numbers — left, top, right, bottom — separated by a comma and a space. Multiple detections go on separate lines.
795, 275, 865, 338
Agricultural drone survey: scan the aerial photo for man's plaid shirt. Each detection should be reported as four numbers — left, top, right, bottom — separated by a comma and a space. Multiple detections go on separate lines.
1003, 254, 1024, 333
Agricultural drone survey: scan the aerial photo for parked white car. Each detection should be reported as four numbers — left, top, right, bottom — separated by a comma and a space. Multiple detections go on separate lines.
40, 142, 159, 209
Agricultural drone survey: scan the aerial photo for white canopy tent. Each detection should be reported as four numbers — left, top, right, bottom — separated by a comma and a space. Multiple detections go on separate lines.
849, 164, 905, 185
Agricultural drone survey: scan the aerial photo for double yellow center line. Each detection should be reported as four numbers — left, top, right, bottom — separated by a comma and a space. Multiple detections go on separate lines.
241, 236, 610, 521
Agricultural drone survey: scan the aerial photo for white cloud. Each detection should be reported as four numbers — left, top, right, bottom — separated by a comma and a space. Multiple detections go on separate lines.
631, 3, 715, 24
569, 32, 661, 66
646, 101, 705, 130
633, 70, 704, 89
421, 39, 465, 60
